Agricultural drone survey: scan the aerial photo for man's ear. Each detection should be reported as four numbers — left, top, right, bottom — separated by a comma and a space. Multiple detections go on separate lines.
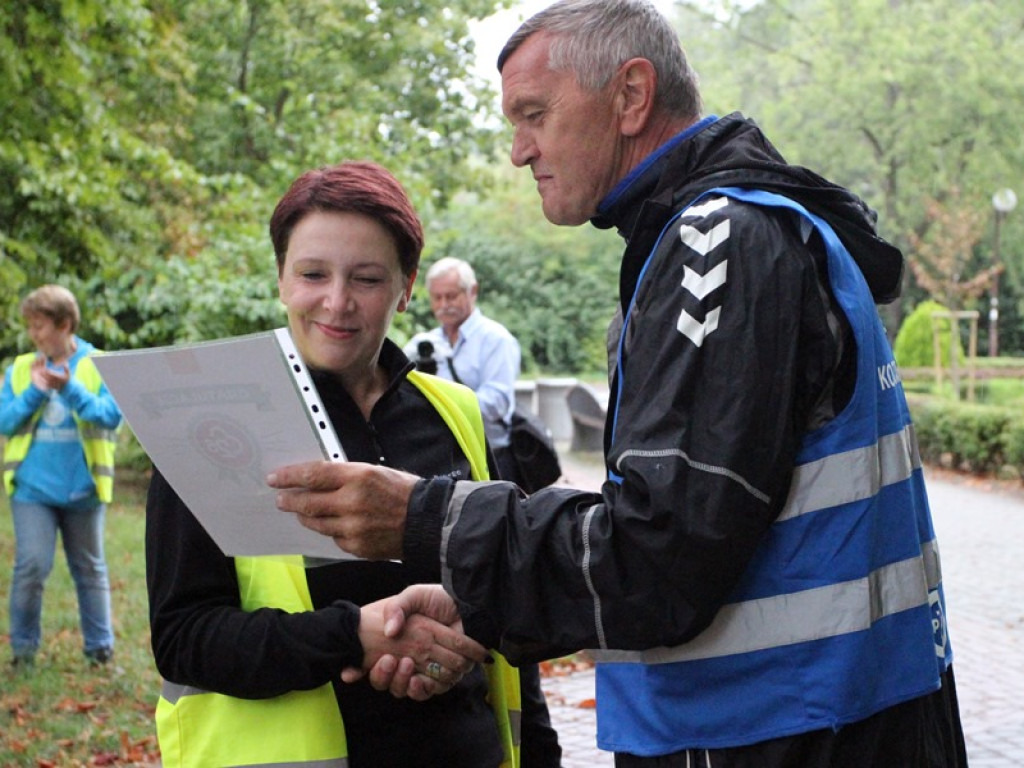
397, 268, 418, 312
617, 58, 657, 137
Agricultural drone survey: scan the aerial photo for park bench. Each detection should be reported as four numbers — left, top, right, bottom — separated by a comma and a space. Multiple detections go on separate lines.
567, 382, 607, 452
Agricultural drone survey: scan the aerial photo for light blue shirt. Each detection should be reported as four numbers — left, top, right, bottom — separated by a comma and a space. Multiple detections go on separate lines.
405, 308, 520, 448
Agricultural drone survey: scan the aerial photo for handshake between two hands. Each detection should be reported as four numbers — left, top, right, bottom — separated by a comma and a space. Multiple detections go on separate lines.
266, 462, 489, 701
348, 583, 489, 702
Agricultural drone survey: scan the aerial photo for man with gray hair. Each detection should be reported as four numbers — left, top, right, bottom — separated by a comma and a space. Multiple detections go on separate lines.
270, 1, 967, 764
404, 257, 523, 485
404, 257, 563, 765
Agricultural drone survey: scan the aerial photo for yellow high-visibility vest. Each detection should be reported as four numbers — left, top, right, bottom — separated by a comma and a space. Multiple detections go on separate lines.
3, 352, 118, 503
155, 372, 521, 768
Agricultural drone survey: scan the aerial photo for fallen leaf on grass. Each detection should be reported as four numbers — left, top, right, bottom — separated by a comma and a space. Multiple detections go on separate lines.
116, 730, 161, 764
88, 711, 110, 726
55, 696, 98, 713
3, 696, 34, 726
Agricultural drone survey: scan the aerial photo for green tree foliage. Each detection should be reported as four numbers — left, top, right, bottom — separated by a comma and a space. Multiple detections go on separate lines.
169, 0, 503, 202
0, 0, 204, 351
674, 0, 1024, 338
0, 0, 506, 361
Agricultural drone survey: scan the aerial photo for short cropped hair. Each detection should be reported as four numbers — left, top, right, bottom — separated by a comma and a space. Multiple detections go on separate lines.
425, 257, 478, 292
269, 161, 424, 277
497, 0, 702, 121
21, 284, 81, 332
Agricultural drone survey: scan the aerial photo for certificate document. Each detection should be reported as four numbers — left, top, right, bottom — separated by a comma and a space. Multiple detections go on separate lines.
93, 328, 352, 559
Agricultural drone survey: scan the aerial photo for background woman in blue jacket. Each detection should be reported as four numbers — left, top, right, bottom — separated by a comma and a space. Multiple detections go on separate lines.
1, 284, 122, 668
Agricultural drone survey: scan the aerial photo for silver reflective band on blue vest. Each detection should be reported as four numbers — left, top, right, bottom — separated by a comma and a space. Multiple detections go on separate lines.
594, 188, 953, 753
780, 423, 921, 523
593, 539, 940, 665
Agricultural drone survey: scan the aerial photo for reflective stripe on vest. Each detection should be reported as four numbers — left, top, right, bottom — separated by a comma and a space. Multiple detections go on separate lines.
780, 423, 920, 522
155, 372, 520, 768
594, 188, 950, 752
595, 425, 938, 665
3, 352, 118, 502
157, 679, 347, 768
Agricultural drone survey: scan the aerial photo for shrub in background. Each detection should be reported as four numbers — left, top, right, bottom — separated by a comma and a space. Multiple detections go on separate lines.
894, 300, 965, 369
116, 429, 153, 474
908, 396, 1016, 475
1002, 419, 1024, 469
951, 404, 1013, 473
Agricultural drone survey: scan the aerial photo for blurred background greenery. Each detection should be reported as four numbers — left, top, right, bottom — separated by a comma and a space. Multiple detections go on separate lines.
1, 0, 1022, 377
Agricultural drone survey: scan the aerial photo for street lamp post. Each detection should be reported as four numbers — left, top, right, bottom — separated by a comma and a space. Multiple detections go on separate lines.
990, 188, 1018, 358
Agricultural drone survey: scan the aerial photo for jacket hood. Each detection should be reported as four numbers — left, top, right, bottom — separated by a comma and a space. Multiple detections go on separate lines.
71, 335, 97, 362
593, 113, 904, 304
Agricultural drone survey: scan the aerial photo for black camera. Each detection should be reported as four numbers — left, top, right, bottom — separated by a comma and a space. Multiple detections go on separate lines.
414, 339, 437, 374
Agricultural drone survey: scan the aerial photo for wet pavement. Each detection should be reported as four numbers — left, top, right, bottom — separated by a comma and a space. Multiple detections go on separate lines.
543, 453, 1024, 767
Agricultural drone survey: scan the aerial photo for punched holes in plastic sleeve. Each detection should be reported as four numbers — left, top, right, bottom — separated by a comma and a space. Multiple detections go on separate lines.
287, 350, 343, 461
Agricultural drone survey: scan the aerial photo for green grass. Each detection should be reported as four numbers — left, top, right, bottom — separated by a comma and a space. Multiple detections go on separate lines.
0, 469, 162, 766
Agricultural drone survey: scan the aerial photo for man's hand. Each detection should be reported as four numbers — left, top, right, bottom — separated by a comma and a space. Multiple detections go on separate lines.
348, 585, 489, 701
267, 461, 418, 560
30, 356, 69, 392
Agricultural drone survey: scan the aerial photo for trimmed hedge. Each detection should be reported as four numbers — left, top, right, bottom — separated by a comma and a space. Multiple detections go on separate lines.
908, 394, 1022, 476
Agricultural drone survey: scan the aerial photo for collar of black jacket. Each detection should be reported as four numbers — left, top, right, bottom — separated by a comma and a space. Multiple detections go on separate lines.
590, 112, 904, 305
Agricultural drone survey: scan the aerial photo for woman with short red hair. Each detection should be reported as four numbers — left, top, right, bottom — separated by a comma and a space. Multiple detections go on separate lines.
146, 161, 556, 767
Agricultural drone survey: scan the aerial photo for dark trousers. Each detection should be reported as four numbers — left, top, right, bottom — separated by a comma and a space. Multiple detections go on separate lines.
520, 660, 563, 767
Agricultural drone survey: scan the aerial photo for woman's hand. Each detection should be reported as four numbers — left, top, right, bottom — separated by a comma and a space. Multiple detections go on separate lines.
30, 356, 69, 392
347, 584, 489, 701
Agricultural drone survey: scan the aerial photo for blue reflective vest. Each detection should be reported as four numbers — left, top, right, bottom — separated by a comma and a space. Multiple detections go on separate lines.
595, 188, 952, 754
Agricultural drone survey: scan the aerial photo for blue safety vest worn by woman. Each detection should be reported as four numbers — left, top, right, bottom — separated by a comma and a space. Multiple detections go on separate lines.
155, 372, 521, 768
595, 188, 953, 753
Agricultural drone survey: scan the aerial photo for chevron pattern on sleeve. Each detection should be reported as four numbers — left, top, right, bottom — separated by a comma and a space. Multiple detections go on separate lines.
676, 196, 731, 347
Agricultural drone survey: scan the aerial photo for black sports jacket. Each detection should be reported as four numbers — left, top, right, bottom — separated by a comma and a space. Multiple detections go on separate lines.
404, 113, 902, 664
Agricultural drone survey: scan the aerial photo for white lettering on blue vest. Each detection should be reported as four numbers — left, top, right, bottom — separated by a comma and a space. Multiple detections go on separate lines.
878, 360, 902, 391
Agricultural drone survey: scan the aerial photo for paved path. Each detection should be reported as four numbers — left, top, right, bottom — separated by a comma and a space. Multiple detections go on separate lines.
543, 454, 1024, 767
